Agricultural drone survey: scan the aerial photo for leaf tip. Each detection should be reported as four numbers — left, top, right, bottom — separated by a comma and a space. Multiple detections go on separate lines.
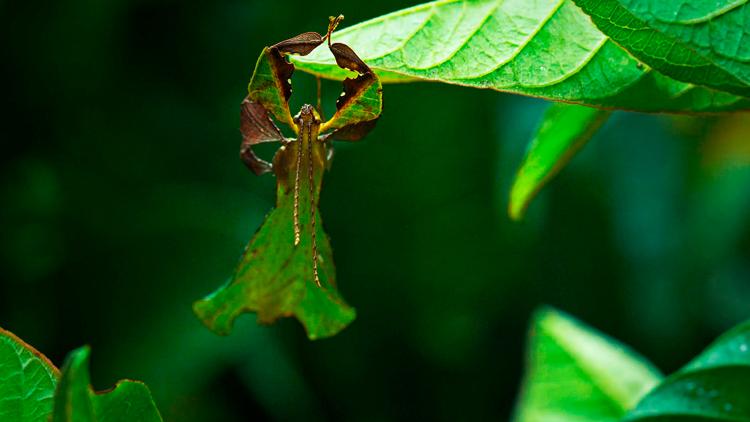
508, 181, 532, 222
192, 298, 234, 336
530, 305, 561, 327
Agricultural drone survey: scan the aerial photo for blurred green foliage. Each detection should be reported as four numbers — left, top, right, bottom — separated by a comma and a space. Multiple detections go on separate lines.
514, 308, 662, 422
53, 346, 162, 422
515, 308, 750, 421
2, 0, 750, 421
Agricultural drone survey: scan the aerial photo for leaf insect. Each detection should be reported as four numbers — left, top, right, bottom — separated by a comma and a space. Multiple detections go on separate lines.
193, 16, 383, 340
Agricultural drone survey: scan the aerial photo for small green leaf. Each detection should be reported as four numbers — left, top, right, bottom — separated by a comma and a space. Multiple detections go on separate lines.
509, 103, 611, 220
293, 0, 750, 113
52, 346, 162, 422
513, 307, 662, 422
573, 0, 750, 97
0, 327, 59, 422
624, 320, 750, 421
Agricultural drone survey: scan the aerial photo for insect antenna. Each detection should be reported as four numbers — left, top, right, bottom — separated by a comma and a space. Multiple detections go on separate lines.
322, 15, 344, 47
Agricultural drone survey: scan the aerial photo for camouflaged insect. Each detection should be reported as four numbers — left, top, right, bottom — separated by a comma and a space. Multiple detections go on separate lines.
194, 16, 382, 340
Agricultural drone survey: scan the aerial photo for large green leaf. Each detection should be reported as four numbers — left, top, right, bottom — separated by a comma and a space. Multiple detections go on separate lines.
0, 327, 59, 422
573, 0, 750, 97
293, 0, 750, 113
509, 103, 611, 220
52, 346, 162, 422
624, 320, 750, 421
513, 307, 662, 422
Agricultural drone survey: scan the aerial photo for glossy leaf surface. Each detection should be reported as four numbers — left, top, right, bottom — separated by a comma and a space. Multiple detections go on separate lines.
573, 0, 750, 97
513, 308, 662, 422
52, 346, 162, 422
625, 320, 750, 421
0, 327, 59, 422
509, 103, 611, 220
293, 0, 750, 113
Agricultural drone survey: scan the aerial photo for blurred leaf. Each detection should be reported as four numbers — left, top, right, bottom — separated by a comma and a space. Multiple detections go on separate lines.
52, 346, 162, 422
509, 103, 611, 220
625, 320, 750, 421
0, 327, 59, 422
513, 307, 662, 422
292, 0, 750, 113
573, 0, 750, 97
703, 114, 750, 168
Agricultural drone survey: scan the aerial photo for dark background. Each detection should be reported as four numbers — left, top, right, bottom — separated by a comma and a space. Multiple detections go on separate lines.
3, 0, 750, 420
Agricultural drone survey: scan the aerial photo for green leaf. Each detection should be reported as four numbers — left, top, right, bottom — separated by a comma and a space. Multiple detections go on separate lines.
624, 320, 750, 421
573, 0, 750, 97
509, 103, 611, 220
0, 327, 59, 422
292, 0, 750, 113
52, 346, 162, 422
194, 106, 356, 340
513, 307, 662, 422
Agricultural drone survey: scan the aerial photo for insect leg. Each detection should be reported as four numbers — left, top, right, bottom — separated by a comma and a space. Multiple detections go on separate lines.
293, 139, 302, 246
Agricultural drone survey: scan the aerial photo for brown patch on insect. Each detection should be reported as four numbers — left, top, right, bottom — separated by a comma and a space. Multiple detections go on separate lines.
329, 42, 371, 75
331, 119, 379, 141
240, 98, 284, 175
273, 32, 325, 56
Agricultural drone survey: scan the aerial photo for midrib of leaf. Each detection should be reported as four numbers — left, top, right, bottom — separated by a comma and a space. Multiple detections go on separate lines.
545, 325, 631, 415
16, 351, 27, 417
